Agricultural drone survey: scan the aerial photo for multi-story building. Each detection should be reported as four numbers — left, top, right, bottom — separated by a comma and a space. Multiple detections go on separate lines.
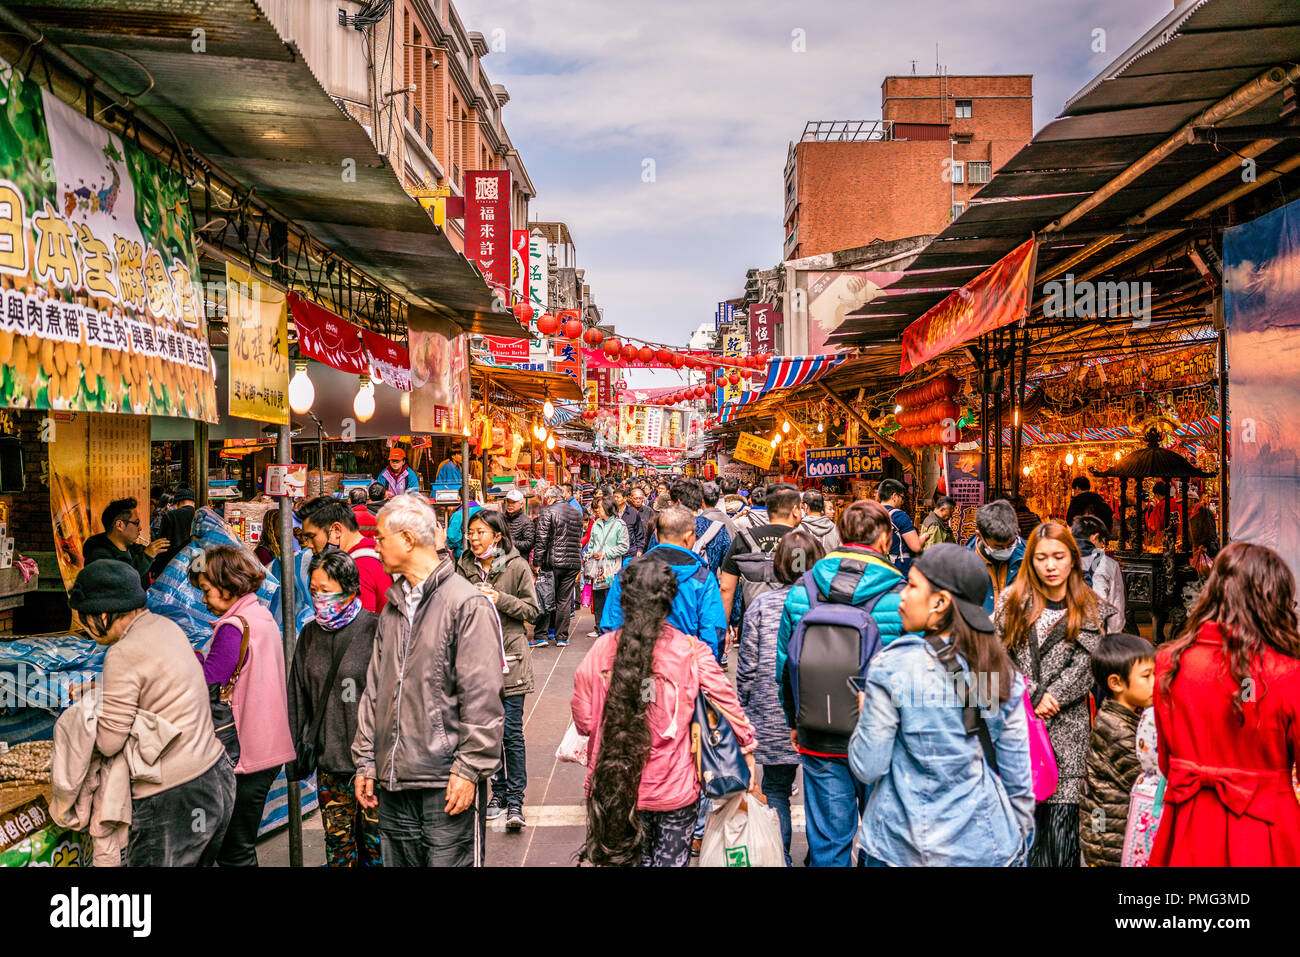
782, 74, 1033, 259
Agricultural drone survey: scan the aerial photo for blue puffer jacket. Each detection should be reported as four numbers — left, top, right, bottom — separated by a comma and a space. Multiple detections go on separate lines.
964, 535, 1025, 613
599, 544, 727, 659
737, 585, 800, 766
775, 546, 909, 755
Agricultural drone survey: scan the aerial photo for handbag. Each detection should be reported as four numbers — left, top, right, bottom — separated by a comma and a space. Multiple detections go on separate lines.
287, 630, 351, 782
209, 615, 249, 763
583, 521, 622, 587
534, 569, 556, 617
690, 688, 751, 799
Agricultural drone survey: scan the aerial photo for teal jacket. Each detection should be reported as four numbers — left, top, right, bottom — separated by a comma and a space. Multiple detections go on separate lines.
775, 545, 910, 737
447, 502, 481, 560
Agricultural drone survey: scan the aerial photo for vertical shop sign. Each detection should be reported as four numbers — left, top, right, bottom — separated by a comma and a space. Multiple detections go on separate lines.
48, 412, 150, 591
464, 170, 513, 297
409, 306, 471, 435
722, 329, 746, 404
529, 230, 549, 314
749, 304, 774, 355
226, 262, 289, 424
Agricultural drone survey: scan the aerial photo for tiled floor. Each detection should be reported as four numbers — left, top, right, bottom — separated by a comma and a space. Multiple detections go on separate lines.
260, 606, 809, 867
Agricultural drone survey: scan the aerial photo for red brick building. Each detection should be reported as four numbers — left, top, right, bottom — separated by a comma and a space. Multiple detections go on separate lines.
783, 75, 1033, 259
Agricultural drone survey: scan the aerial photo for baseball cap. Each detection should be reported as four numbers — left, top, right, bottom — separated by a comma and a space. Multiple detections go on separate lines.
912, 543, 995, 633
388, 447, 405, 462
505, 489, 524, 503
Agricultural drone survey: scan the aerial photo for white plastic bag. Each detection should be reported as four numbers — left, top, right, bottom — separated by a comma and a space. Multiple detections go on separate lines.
698, 792, 786, 867
555, 721, 589, 766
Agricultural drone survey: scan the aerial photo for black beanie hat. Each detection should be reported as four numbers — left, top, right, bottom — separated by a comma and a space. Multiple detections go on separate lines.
68, 559, 147, 614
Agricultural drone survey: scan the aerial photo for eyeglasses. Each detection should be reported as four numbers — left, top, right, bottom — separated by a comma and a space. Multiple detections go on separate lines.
125, 518, 141, 527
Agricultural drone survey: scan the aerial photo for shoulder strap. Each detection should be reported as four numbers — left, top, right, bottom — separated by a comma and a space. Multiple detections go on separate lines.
693, 520, 723, 554
220, 615, 252, 699
349, 547, 380, 562
922, 633, 999, 775
737, 526, 759, 553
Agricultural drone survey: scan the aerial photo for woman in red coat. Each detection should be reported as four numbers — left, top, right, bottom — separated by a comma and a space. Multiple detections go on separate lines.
1151, 542, 1300, 866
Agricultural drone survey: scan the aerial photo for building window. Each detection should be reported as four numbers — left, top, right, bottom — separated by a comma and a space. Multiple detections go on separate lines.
949, 160, 964, 184
955, 99, 972, 118
951, 202, 965, 220
967, 161, 992, 184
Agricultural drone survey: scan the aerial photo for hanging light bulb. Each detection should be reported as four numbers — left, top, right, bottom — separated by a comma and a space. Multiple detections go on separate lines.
1065, 452, 1075, 466
1022, 465, 1031, 476
894, 404, 903, 414
817, 422, 824, 433
1114, 450, 1122, 461
399, 391, 410, 416
546, 434, 555, 450
782, 420, 791, 434
770, 438, 778, 448
543, 397, 554, 419
289, 360, 315, 414
353, 374, 375, 422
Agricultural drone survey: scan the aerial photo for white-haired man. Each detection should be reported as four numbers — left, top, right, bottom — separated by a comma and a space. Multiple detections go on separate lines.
353, 495, 505, 866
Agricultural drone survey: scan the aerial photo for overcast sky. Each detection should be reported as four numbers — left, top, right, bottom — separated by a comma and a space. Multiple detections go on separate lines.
462, 0, 1174, 384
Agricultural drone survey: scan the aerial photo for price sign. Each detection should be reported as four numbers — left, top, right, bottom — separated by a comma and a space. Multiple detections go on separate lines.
805, 444, 883, 478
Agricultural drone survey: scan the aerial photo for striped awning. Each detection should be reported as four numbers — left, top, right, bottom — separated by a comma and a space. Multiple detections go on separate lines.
719, 353, 849, 410
546, 404, 582, 428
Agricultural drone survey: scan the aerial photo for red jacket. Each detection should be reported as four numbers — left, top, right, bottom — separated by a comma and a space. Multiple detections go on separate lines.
347, 536, 393, 614
1150, 621, 1300, 866
353, 503, 377, 532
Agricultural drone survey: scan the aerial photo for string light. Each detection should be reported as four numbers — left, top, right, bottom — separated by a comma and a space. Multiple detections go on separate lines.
782, 420, 791, 434
543, 398, 554, 419
546, 434, 555, 450
1065, 452, 1075, 465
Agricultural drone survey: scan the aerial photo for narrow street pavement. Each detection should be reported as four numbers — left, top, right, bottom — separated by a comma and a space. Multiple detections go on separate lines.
262, 604, 809, 867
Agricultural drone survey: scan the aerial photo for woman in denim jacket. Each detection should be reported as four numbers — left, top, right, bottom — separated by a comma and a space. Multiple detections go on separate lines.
850, 544, 1035, 866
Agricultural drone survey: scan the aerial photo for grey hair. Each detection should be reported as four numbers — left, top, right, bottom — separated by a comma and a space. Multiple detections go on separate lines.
543, 486, 562, 504
975, 500, 1018, 545
377, 494, 442, 547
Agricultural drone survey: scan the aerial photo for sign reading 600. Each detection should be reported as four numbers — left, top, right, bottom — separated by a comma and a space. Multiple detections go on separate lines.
805, 445, 883, 478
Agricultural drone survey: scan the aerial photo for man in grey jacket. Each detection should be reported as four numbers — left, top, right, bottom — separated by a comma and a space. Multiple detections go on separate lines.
353, 495, 505, 867
798, 490, 841, 553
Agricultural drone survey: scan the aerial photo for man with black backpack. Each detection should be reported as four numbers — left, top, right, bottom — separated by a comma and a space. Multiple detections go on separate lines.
775, 500, 909, 867
719, 483, 803, 624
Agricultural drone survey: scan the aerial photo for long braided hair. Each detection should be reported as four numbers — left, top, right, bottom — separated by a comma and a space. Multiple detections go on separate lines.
580, 557, 679, 866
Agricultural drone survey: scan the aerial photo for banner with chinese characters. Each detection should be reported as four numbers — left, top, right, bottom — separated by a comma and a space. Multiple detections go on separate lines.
732, 431, 775, 470
0, 59, 215, 420
528, 230, 548, 315
226, 262, 289, 423
47, 411, 150, 591
553, 330, 582, 385
288, 292, 366, 374
585, 382, 598, 418
749, 303, 774, 355
900, 238, 1038, 374
409, 306, 471, 435
618, 404, 648, 446
721, 328, 746, 404
464, 170, 512, 294
804, 444, 883, 478
485, 335, 530, 363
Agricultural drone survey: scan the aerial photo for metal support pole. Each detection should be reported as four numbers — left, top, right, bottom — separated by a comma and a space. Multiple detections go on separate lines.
194, 420, 209, 508
1217, 308, 1229, 545
461, 434, 471, 512
278, 422, 302, 867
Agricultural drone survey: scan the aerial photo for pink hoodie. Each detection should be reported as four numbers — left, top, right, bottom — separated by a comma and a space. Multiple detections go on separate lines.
215, 592, 296, 775
571, 624, 756, 812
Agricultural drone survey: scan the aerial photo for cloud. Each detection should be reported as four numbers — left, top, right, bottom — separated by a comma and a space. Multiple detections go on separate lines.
461, 0, 1174, 347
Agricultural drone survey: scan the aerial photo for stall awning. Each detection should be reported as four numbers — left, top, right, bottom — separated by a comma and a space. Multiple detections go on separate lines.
472, 365, 585, 404
4, 0, 527, 338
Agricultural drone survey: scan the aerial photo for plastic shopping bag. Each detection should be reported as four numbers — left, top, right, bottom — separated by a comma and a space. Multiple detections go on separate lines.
698, 792, 785, 867
555, 721, 589, 766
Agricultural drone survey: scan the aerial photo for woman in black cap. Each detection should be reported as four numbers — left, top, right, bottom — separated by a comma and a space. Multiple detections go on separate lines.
849, 543, 1035, 866
66, 559, 235, 866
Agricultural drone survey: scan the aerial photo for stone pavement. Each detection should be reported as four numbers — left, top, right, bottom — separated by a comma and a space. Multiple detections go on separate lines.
260, 605, 809, 867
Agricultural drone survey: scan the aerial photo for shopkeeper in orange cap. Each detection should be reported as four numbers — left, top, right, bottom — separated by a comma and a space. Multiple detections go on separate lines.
376, 446, 420, 498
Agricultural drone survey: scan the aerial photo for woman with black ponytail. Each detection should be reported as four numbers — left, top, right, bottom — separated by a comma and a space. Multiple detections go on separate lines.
571, 557, 757, 866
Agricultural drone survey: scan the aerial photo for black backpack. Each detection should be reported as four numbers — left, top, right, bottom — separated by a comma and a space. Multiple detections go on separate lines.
732, 527, 780, 611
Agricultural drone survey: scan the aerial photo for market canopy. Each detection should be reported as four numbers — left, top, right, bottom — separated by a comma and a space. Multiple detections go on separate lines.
472, 365, 585, 404
827, 0, 1300, 351
1, 0, 528, 338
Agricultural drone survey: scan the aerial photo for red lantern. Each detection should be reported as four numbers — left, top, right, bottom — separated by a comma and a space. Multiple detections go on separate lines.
537, 313, 559, 336
727, 372, 740, 386
694, 386, 707, 399
655, 348, 673, 365
603, 337, 621, 357
671, 353, 685, 369
637, 346, 654, 363
513, 301, 534, 325
562, 318, 583, 339
684, 355, 697, 369
741, 368, 754, 380
583, 327, 604, 346
620, 343, 638, 362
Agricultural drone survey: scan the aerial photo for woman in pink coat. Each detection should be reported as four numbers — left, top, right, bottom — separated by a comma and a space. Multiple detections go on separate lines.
572, 557, 757, 867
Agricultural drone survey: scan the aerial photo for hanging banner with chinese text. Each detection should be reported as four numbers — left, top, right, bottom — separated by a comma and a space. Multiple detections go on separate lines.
464, 170, 512, 294
0, 60, 215, 420
805, 444, 883, 478
732, 432, 775, 470
721, 328, 747, 404
226, 262, 288, 423
48, 412, 150, 591
528, 230, 548, 314
900, 239, 1038, 374
749, 303, 774, 355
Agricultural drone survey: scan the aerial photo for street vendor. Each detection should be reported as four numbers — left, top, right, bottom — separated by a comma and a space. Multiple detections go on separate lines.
435, 449, 464, 486
376, 447, 420, 498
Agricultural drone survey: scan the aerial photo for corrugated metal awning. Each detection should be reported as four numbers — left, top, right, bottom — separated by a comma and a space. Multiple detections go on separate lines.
4, 0, 527, 338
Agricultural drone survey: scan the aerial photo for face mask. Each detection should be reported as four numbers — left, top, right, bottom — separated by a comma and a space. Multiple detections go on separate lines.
313, 591, 362, 630
983, 543, 1015, 562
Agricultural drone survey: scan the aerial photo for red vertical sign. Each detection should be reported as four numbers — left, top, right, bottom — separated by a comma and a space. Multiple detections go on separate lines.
749, 303, 774, 355
463, 170, 513, 295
